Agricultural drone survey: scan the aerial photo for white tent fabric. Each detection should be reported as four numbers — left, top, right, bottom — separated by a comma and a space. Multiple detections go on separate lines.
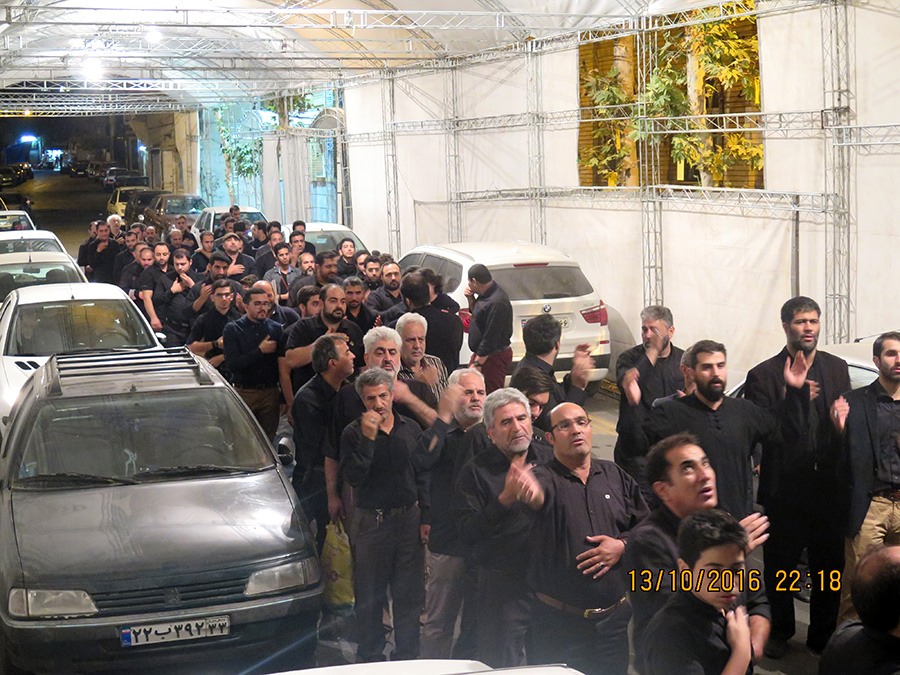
173, 111, 200, 194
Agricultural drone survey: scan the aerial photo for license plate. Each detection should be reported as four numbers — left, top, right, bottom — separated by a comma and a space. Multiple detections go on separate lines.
120, 616, 230, 647
522, 317, 570, 328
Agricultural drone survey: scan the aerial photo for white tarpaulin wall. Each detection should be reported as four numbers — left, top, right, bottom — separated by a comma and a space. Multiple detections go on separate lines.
345, 2, 900, 376
173, 112, 200, 195
261, 131, 311, 226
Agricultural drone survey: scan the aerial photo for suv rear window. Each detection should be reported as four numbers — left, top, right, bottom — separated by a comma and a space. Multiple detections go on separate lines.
306, 230, 365, 253
489, 265, 594, 301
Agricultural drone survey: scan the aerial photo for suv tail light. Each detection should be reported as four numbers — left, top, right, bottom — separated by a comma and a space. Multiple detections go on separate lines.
581, 301, 608, 325
459, 308, 472, 333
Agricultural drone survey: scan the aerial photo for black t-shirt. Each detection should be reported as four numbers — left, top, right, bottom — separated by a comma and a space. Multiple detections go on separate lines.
284, 315, 364, 392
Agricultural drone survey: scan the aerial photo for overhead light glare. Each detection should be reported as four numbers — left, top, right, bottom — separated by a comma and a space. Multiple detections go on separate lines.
146, 28, 162, 44
20, 135, 36, 143
82, 58, 105, 81
22, 109, 32, 117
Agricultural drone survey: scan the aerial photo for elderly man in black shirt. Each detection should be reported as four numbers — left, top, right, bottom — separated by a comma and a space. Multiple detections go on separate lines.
624, 433, 772, 669
517, 402, 648, 675
615, 305, 685, 501
340, 367, 425, 663
452, 387, 552, 667
464, 264, 512, 394
187, 279, 240, 380
292, 334, 355, 555
223, 287, 283, 439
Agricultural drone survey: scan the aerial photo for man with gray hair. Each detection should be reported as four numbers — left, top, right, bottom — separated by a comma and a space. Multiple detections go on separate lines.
340, 367, 426, 662
453, 387, 553, 667
417, 368, 490, 658
398, 312, 449, 402
614, 305, 685, 501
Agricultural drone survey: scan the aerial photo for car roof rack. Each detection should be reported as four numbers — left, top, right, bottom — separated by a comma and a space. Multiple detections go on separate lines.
42, 347, 214, 397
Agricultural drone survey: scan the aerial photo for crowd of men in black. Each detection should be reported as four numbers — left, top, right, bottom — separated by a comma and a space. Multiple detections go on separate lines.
74, 211, 900, 674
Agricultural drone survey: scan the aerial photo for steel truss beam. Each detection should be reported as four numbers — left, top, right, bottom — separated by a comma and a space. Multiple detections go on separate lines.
643, 110, 826, 137
832, 123, 900, 148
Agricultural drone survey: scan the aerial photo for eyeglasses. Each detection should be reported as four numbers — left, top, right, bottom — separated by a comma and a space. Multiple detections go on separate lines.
550, 417, 592, 433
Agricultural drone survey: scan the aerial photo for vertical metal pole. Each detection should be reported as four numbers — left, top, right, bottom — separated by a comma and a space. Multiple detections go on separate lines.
791, 195, 800, 297
445, 65, 463, 242
525, 41, 546, 245
381, 71, 401, 255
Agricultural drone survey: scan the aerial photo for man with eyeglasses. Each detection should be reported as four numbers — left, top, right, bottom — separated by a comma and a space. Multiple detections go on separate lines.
223, 287, 284, 439
187, 279, 242, 381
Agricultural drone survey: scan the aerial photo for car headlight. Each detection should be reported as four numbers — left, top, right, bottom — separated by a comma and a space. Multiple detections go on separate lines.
8, 589, 98, 618
244, 559, 321, 597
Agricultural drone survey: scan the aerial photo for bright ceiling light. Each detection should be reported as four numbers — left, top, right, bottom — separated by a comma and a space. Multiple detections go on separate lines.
22, 109, 32, 117
82, 58, 105, 81
20, 135, 37, 143
146, 28, 162, 44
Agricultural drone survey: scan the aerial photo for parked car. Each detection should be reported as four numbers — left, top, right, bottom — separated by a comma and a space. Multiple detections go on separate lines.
143, 193, 208, 230
0, 168, 19, 188
398, 242, 611, 380
13, 163, 32, 180
115, 174, 150, 189
0, 231, 65, 255
69, 161, 89, 177
0, 283, 161, 417
0, 211, 35, 231
0, 193, 35, 221
103, 167, 137, 192
0, 252, 84, 301
0, 348, 322, 672
194, 205, 267, 234
303, 222, 367, 254
124, 189, 169, 224
87, 161, 115, 182
107, 186, 148, 217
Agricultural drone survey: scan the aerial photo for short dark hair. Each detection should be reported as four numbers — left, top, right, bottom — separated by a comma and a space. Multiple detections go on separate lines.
210, 251, 231, 266
292, 220, 306, 231
152, 241, 169, 252
171, 248, 190, 261
646, 433, 702, 485
418, 267, 444, 294
873, 331, 900, 358
311, 334, 348, 374
523, 315, 562, 356
364, 256, 381, 268
677, 509, 748, 569
272, 242, 290, 255
243, 286, 268, 304
233, 219, 250, 234
338, 237, 354, 249
267, 225, 283, 240
780, 296, 821, 324
356, 250, 369, 261
289, 231, 305, 244
211, 279, 233, 292
400, 272, 430, 308
342, 276, 365, 291
852, 545, 900, 632
296, 285, 321, 308
685, 340, 727, 369
267, 221, 282, 232
320, 283, 343, 301
316, 250, 339, 266
467, 263, 492, 284
508, 366, 555, 397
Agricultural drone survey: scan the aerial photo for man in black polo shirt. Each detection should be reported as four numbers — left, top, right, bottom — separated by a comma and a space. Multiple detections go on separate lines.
643, 510, 754, 675
220, 231, 256, 281
253, 280, 299, 328
465, 264, 513, 394
343, 276, 376, 334
292, 220, 316, 257
288, 250, 339, 301
518, 402, 647, 675
340, 367, 425, 662
514, 314, 593, 433
137, 241, 172, 332
292, 334, 355, 555
365, 260, 403, 313
283, 283, 364, 394
84, 221, 123, 284
112, 228, 140, 285
253, 226, 284, 277
363, 255, 382, 292
223, 287, 283, 439
153, 248, 199, 347
452, 387, 552, 667
187, 279, 241, 381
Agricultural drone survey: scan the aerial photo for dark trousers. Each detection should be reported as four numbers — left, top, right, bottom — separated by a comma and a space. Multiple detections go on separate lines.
162, 322, 189, 348
479, 347, 513, 394
763, 508, 844, 650
293, 469, 328, 556
452, 561, 479, 660
475, 567, 531, 667
235, 386, 280, 439
530, 599, 632, 675
350, 505, 424, 662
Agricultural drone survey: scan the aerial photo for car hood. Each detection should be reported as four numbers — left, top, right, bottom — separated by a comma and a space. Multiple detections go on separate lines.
12, 470, 307, 584
0, 355, 46, 417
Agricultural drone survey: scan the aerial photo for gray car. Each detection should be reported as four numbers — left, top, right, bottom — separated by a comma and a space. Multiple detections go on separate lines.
0, 349, 321, 672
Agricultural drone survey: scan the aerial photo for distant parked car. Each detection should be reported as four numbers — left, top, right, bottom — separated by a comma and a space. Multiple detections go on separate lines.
0, 211, 35, 231
115, 174, 150, 189
302, 222, 367, 254
107, 186, 148, 217
398, 241, 611, 380
13, 163, 32, 180
124, 189, 169, 224
69, 161, 89, 177
0, 193, 34, 221
0, 168, 19, 188
143, 193, 208, 230
102, 167, 137, 192
194, 206, 267, 234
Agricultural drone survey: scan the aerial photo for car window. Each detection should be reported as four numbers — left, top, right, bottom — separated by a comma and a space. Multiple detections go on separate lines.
12, 389, 273, 483
0, 239, 64, 255
196, 212, 209, 231
398, 253, 424, 271
306, 230, 364, 253
6, 299, 157, 357
848, 364, 877, 389
0, 262, 81, 297
442, 260, 463, 293
0, 214, 34, 231
213, 211, 264, 228
164, 197, 207, 215
420, 254, 446, 274
489, 265, 594, 301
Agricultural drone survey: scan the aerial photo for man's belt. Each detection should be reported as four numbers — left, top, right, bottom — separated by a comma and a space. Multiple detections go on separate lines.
874, 487, 900, 501
357, 504, 417, 517
234, 384, 278, 391
536, 592, 627, 620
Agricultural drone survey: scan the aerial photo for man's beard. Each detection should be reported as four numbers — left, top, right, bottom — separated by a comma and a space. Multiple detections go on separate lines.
697, 377, 726, 402
324, 309, 344, 323
643, 335, 671, 352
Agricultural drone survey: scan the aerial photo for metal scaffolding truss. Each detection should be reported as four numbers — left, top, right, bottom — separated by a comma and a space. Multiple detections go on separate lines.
643, 110, 826, 138
833, 123, 900, 148
654, 186, 832, 216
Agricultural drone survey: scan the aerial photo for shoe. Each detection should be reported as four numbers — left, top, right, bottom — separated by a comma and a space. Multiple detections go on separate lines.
764, 639, 789, 659
805, 641, 825, 657
794, 586, 811, 603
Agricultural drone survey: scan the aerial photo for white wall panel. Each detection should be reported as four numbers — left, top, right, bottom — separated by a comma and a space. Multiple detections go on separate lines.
758, 9, 825, 113
396, 134, 448, 251
459, 129, 529, 191
394, 72, 447, 122
345, 84, 384, 134
855, 4, 900, 125
541, 49, 579, 113
544, 128, 580, 186
347, 144, 390, 253
763, 138, 825, 193
457, 60, 527, 118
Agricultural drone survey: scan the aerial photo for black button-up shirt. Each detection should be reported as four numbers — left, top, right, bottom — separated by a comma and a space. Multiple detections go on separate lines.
615, 343, 685, 442
187, 306, 241, 379
468, 281, 512, 357
346, 303, 377, 335
365, 285, 404, 313
222, 315, 283, 388
340, 414, 423, 510
284, 315, 364, 392
874, 381, 900, 490
292, 374, 341, 474
154, 270, 201, 327
529, 458, 648, 610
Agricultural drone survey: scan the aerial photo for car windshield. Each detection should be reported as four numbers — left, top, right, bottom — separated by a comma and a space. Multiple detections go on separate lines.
0, 214, 34, 231
213, 211, 264, 227
489, 265, 594, 301
134, 192, 163, 207
0, 238, 63, 255
306, 230, 365, 253
13, 389, 273, 486
6, 300, 157, 356
164, 197, 207, 214
0, 261, 81, 297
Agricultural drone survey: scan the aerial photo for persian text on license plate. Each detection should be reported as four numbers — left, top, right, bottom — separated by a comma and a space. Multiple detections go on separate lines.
522, 317, 569, 328
120, 615, 230, 647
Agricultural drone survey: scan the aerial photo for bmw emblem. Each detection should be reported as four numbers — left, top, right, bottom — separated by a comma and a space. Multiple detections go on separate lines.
542, 305, 551, 313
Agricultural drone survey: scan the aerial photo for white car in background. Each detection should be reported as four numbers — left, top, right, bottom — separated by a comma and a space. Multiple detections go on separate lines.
398, 242, 611, 381
0, 230, 66, 255
0, 283, 162, 419
0, 252, 86, 299
0, 211, 35, 231
193, 206, 267, 234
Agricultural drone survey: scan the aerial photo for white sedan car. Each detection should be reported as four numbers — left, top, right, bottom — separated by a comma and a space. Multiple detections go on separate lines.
0, 251, 86, 299
0, 283, 162, 419
0, 211, 35, 231
0, 230, 66, 255
193, 206, 267, 234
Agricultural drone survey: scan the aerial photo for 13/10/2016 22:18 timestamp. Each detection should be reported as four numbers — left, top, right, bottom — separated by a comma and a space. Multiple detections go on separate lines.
628, 569, 761, 593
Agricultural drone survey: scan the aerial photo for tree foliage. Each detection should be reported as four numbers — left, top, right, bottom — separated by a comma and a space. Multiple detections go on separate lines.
580, 67, 633, 184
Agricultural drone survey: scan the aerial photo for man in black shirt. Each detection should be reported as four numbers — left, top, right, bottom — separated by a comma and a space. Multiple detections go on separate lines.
465, 264, 512, 394
153, 249, 199, 347
523, 402, 648, 675
363, 255, 383, 292
288, 250, 339, 301
137, 242, 172, 332
187, 279, 240, 381
84, 221, 123, 284
187, 252, 244, 318
744, 296, 849, 657
335, 237, 357, 279
253, 226, 284, 277
452, 387, 552, 667
292, 334, 355, 555
340, 368, 425, 662
514, 314, 593, 433
400, 272, 463, 374
220, 232, 256, 281
643, 510, 754, 675
625, 434, 772, 668
292, 220, 316, 257
119, 243, 151, 298
416, 368, 488, 659
343, 276, 376, 334
223, 287, 283, 438
112, 229, 140, 285
615, 305, 685, 501
253, 280, 299, 328
365, 260, 403, 313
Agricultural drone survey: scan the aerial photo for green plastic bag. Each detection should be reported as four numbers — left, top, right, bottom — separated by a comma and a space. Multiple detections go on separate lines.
321, 520, 354, 610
